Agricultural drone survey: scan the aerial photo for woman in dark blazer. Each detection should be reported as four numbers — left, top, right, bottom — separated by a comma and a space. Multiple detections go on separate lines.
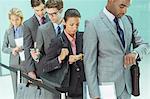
43, 8, 85, 99
2, 8, 24, 99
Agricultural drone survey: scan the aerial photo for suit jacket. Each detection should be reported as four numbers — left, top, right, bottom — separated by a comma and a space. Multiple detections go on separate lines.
23, 14, 49, 72
2, 26, 24, 68
43, 32, 85, 97
36, 21, 56, 56
83, 11, 150, 98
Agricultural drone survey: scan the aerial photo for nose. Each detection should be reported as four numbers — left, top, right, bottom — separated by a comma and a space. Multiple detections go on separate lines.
73, 26, 78, 31
122, 7, 127, 14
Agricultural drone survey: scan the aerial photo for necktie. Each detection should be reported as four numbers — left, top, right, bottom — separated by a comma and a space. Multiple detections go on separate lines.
41, 17, 46, 24
114, 17, 125, 48
57, 26, 61, 35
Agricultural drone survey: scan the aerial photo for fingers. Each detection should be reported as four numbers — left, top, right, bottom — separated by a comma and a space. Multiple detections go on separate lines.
59, 48, 69, 61
69, 55, 77, 64
28, 71, 36, 80
124, 53, 136, 67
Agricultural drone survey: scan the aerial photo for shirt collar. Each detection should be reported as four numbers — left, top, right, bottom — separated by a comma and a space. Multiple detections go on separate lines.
35, 14, 46, 25
64, 30, 76, 42
103, 7, 115, 23
53, 23, 64, 32
13, 26, 21, 31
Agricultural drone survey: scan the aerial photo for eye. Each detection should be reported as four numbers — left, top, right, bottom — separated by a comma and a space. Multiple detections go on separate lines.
70, 23, 74, 26
120, 6, 124, 9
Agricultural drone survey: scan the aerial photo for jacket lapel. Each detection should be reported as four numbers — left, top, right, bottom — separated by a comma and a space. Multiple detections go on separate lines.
76, 32, 82, 54
62, 32, 73, 55
9, 28, 16, 46
100, 12, 125, 52
47, 22, 56, 40
121, 16, 132, 51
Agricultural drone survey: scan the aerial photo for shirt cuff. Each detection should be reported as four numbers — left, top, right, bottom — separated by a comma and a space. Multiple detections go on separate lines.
132, 51, 139, 59
58, 56, 62, 63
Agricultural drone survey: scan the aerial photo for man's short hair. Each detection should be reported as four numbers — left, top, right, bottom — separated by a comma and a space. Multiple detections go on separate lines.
46, 0, 63, 10
31, 0, 45, 7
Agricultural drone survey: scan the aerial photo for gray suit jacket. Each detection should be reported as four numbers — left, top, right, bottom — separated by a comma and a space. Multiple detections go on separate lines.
2, 26, 24, 67
36, 21, 56, 56
83, 11, 150, 98
23, 14, 49, 72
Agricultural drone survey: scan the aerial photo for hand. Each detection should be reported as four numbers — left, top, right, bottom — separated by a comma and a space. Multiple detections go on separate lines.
30, 48, 40, 61
59, 48, 69, 61
28, 71, 36, 80
12, 46, 21, 56
69, 55, 79, 64
124, 52, 137, 68
76, 53, 84, 60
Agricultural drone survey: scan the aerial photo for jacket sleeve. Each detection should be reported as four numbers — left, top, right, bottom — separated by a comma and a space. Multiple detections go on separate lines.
83, 20, 100, 98
131, 19, 150, 59
44, 38, 62, 72
2, 30, 13, 54
23, 23, 35, 72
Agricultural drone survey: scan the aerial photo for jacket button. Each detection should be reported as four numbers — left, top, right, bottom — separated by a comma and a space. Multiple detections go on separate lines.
76, 68, 80, 71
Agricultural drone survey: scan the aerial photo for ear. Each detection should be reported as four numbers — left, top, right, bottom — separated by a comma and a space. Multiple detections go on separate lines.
62, 19, 65, 25
59, 8, 63, 14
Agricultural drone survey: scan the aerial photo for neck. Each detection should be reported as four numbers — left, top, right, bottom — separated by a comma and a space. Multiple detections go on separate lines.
106, 6, 115, 17
64, 30, 75, 38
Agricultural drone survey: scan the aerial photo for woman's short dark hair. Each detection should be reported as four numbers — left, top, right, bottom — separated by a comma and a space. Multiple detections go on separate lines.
64, 8, 81, 22
31, 0, 45, 7
46, 0, 63, 10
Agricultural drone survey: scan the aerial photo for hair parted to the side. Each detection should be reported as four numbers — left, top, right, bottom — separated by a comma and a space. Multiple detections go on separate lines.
46, 0, 63, 10
8, 8, 24, 28
64, 8, 81, 22
31, 0, 45, 7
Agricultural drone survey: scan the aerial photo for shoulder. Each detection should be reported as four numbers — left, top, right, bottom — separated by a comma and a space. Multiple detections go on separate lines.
5, 28, 13, 35
77, 31, 83, 37
38, 21, 52, 30
23, 15, 37, 26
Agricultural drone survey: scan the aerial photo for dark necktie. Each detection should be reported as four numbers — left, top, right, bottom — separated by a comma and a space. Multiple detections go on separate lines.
114, 17, 125, 48
41, 17, 46, 24
57, 26, 61, 35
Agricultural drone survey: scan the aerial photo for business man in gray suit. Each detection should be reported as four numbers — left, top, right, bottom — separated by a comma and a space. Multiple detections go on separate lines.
35, 0, 64, 57
32, 0, 64, 98
83, 0, 150, 99
33, 0, 64, 69
23, 0, 49, 79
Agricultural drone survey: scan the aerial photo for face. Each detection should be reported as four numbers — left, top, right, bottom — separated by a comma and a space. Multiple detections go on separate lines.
10, 14, 22, 27
64, 17, 80, 37
46, 8, 63, 23
33, 3, 46, 18
109, 0, 130, 18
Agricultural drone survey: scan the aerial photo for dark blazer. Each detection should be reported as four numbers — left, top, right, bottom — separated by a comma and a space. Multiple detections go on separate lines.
36, 21, 56, 56
43, 32, 85, 97
2, 26, 24, 68
23, 14, 49, 72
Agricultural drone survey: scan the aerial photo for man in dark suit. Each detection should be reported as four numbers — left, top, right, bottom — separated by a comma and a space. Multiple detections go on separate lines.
30, 0, 64, 98
83, 0, 150, 99
43, 8, 85, 99
23, 0, 48, 79
35, 0, 64, 59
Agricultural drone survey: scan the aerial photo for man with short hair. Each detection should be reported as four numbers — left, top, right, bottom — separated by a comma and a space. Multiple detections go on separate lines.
83, 0, 150, 99
33, 0, 64, 98
23, 0, 49, 79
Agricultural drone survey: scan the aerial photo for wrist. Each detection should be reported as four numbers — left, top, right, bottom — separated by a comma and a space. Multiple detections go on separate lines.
132, 51, 138, 59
